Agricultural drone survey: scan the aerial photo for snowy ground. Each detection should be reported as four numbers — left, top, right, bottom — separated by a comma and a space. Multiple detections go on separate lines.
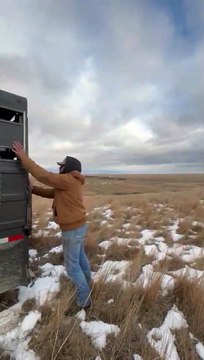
0, 202, 204, 360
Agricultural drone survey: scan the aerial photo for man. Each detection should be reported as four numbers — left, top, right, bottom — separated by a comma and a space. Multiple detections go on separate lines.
12, 141, 91, 310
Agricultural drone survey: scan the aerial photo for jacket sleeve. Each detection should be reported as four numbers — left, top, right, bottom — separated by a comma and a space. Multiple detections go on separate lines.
21, 156, 71, 189
32, 185, 55, 198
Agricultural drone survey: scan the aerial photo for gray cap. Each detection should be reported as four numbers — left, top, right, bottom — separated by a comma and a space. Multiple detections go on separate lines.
57, 156, 82, 173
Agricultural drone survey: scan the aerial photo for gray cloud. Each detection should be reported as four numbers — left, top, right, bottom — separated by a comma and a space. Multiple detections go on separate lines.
0, 0, 203, 173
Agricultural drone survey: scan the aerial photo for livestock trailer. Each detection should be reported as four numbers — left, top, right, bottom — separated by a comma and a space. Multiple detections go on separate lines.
0, 90, 31, 294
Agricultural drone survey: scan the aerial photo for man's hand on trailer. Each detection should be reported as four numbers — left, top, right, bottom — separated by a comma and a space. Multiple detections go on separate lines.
12, 141, 27, 161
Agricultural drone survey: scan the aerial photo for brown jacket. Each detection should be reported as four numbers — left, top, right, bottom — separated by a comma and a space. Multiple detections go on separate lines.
21, 157, 86, 230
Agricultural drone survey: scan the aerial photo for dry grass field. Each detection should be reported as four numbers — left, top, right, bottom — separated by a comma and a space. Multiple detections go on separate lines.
1, 174, 204, 360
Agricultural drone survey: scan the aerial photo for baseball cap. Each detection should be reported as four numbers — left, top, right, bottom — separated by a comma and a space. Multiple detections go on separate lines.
57, 156, 82, 173
57, 158, 66, 166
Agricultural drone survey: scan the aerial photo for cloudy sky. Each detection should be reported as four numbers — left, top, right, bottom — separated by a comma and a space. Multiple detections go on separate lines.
0, 0, 203, 173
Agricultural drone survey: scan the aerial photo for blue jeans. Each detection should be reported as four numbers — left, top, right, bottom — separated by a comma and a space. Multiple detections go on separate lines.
62, 224, 91, 307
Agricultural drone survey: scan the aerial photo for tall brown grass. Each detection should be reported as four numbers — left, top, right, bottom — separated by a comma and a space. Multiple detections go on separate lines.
26, 174, 204, 359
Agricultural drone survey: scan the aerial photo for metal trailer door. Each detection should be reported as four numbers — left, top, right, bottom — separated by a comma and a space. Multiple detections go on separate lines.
0, 90, 31, 294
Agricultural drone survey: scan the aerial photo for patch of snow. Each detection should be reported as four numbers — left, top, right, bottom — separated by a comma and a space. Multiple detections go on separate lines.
0, 304, 22, 336
80, 320, 120, 350
99, 240, 112, 250
103, 209, 113, 219
196, 342, 204, 360
47, 221, 59, 230
192, 221, 204, 228
18, 263, 66, 306
49, 245, 63, 254
153, 203, 165, 212
144, 244, 159, 257
160, 275, 175, 295
181, 245, 203, 263
101, 220, 108, 226
97, 254, 105, 259
92, 206, 105, 212
168, 220, 183, 242
29, 249, 38, 259
189, 234, 197, 239
75, 309, 86, 321
116, 237, 130, 246
107, 299, 114, 304
99, 237, 133, 250
16, 344, 39, 360
19, 311, 41, 338
133, 355, 143, 360
0, 310, 41, 360
138, 229, 156, 245
33, 230, 49, 238
156, 252, 167, 263
136, 264, 175, 293
164, 306, 188, 330
40, 263, 66, 278
158, 242, 169, 253
171, 266, 204, 280
122, 223, 131, 229
154, 236, 165, 243
166, 244, 185, 258
93, 260, 130, 283
158, 243, 203, 264
18, 277, 61, 306
55, 231, 62, 237
147, 305, 188, 360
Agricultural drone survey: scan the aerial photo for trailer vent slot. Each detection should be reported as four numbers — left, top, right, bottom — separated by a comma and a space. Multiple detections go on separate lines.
0, 107, 23, 123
